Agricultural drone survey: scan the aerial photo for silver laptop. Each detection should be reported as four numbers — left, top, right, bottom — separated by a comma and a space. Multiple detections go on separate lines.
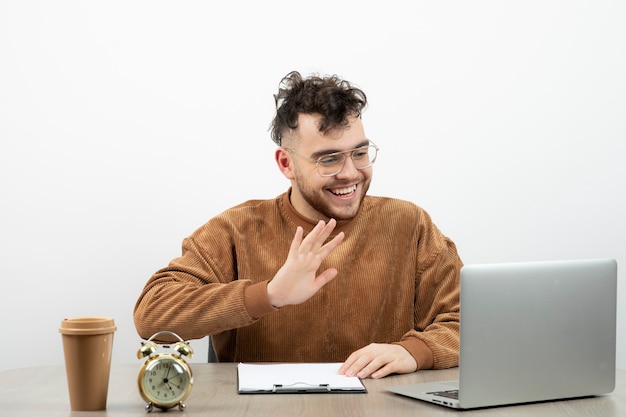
386, 258, 617, 409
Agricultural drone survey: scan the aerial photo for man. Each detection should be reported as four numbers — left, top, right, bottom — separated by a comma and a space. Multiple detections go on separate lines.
134, 71, 462, 379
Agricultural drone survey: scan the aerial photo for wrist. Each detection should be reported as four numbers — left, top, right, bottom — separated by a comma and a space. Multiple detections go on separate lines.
266, 280, 285, 308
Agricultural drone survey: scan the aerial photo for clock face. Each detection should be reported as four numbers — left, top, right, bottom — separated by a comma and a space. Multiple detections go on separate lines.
140, 355, 192, 408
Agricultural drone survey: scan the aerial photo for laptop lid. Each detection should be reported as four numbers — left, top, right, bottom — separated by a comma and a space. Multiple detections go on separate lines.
387, 258, 617, 409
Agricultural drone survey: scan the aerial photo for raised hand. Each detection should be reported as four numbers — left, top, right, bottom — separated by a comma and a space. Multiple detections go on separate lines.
267, 219, 345, 308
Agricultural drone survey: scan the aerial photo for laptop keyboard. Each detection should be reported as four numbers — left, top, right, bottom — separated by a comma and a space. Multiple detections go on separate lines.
428, 389, 459, 400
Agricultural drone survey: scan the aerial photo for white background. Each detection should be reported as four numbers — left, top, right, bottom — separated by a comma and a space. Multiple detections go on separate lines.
1, 1, 624, 371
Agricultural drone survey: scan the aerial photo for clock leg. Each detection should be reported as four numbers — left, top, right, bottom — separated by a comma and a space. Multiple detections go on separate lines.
145, 402, 154, 413
178, 401, 186, 411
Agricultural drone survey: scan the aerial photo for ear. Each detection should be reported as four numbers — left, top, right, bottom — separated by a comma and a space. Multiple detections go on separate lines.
275, 148, 295, 179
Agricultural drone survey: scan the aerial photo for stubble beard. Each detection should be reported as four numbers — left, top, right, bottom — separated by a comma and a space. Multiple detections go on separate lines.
293, 172, 371, 221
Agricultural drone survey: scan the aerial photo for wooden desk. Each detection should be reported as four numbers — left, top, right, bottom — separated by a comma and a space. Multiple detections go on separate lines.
2, 364, 624, 416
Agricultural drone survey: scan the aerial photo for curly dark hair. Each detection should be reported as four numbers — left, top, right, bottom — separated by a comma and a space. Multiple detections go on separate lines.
270, 71, 367, 145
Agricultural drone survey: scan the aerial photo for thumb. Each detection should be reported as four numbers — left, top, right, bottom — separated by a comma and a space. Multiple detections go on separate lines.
314, 268, 339, 290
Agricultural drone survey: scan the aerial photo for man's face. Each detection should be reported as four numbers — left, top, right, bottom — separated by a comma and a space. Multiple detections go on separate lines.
278, 113, 373, 222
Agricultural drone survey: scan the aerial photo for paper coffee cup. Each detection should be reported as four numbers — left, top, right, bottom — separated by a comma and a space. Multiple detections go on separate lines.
59, 317, 117, 411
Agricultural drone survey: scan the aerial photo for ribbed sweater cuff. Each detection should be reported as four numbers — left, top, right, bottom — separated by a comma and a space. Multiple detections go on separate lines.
244, 280, 277, 319
396, 338, 434, 371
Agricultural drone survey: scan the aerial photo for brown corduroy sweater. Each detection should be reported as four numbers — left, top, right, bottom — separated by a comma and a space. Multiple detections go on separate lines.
134, 191, 462, 370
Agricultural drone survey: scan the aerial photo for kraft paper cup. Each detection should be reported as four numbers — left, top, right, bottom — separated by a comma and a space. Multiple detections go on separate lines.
59, 317, 117, 411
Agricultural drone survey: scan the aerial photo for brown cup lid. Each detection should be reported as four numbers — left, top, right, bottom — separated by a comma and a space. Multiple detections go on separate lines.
59, 317, 117, 335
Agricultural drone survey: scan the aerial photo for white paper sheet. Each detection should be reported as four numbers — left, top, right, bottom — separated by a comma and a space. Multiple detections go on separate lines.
237, 363, 367, 393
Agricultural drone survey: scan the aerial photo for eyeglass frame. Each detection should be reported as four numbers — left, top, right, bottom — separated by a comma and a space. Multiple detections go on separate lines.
284, 140, 379, 177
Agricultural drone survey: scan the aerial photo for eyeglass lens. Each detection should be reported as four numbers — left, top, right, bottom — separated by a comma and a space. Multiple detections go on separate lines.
317, 145, 378, 176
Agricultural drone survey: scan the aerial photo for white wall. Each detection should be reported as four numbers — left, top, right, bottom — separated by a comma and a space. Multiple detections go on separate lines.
1, 1, 624, 371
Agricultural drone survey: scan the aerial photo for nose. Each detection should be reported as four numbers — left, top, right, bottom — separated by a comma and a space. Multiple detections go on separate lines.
335, 155, 360, 179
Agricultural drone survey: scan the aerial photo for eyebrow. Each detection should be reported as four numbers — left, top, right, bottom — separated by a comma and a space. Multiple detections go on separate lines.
309, 140, 371, 159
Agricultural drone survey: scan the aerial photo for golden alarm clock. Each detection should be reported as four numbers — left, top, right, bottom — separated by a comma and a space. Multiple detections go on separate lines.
137, 331, 194, 412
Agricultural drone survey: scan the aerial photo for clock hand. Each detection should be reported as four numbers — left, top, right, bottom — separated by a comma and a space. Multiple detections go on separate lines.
162, 379, 178, 398
162, 368, 180, 393
153, 367, 172, 390
170, 373, 185, 390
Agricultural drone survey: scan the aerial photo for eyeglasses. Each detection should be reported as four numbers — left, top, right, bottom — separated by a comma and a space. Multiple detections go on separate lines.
286, 141, 379, 177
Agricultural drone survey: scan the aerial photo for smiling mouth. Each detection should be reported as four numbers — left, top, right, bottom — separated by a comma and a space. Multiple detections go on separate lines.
329, 185, 357, 196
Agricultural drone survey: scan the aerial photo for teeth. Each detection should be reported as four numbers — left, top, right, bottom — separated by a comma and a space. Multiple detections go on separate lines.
331, 185, 356, 195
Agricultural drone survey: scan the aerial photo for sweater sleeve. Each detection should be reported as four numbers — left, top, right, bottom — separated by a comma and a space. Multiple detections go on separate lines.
396, 214, 462, 370
133, 224, 276, 341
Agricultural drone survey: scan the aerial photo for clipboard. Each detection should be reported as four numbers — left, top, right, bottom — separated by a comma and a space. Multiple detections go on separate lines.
237, 363, 367, 394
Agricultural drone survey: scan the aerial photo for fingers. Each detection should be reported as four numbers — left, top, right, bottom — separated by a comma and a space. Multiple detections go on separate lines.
339, 344, 418, 379
287, 219, 344, 262
340, 347, 383, 379
315, 219, 345, 257
287, 226, 305, 257
299, 219, 339, 251
268, 219, 344, 308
